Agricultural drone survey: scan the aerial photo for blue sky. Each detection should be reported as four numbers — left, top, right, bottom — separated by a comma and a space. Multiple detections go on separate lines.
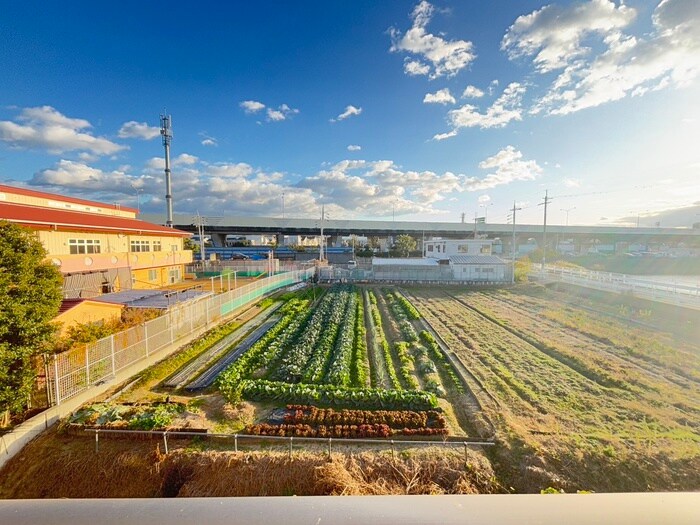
1, 0, 699, 227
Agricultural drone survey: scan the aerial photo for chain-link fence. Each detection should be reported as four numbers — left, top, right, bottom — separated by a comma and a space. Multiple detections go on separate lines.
46, 269, 314, 406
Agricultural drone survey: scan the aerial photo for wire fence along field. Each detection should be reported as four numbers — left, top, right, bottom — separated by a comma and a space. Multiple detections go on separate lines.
46, 269, 314, 406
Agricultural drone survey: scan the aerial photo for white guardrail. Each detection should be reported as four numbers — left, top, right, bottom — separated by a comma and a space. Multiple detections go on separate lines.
534, 266, 700, 310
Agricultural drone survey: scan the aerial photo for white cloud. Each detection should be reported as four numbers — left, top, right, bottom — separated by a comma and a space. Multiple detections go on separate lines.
432, 130, 458, 141
506, 0, 700, 115
389, 1, 476, 79
404, 59, 431, 76
564, 178, 580, 187
268, 103, 299, 122
478, 194, 491, 204
462, 85, 485, 98
240, 100, 266, 113
331, 105, 363, 122
472, 146, 543, 190
145, 153, 199, 170
433, 82, 526, 139
423, 88, 456, 105
199, 132, 218, 147
347, 145, 362, 151
0, 106, 125, 155
502, 0, 635, 73
118, 121, 160, 140
240, 100, 299, 122
30, 160, 152, 194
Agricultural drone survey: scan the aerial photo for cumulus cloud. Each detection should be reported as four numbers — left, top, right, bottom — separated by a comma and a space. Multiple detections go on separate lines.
471, 146, 543, 190
504, 0, 700, 115
423, 88, 456, 105
331, 105, 363, 122
347, 145, 362, 151
389, 1, 476, 79
240, 100, 299, 122
267, 103, 299, 122
145, 153, 199, 170
240, 100, 266, 113
0, 106, 125, 155
433, 83, 526, 140
30, 160, 153, 194
462, 85, 485, 98
118, 121, 160, 140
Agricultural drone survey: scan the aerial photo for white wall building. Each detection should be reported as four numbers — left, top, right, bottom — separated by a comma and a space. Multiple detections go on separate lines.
449, 255, 509, 282
424, 239, 492, 259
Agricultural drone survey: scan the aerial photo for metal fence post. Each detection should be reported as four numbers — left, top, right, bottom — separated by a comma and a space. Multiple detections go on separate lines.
163, 432, 169, 455
110, 335, 116, 377
53, 354, 61, 406
234, 434, 238, 452
85, 346, 90, 387
144, 322, 149, 358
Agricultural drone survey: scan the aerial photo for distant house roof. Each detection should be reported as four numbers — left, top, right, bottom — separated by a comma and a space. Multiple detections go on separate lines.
448, 255, 508, 265
0, 183, 138, 213
0, 201, 190, 237
372, 257, 439, 267
57, 298, 85, 315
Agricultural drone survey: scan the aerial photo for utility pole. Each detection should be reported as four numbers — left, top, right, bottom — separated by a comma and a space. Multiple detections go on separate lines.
461, 212, 465, 224
319, 204, 325, 262
160, 114, 173, 228
282, 192, 285, 219
473, 212, 478, 239
509, 201, 522, 284
561, 207, 576, 226
539, 190, 552, 271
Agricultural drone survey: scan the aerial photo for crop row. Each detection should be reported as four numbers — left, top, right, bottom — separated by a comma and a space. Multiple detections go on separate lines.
322, 291, 358, 385
385, 291, 419, 342
284, 405, 446, 429
394, 342, 419, 389
367, 290, 402, 389
350, 292, 370, 388
217, 298, 313, 399
273, 285, 351, 383
392, 291, 421, 320
419, 331, 464, 393
234, 379, 439, 411
244, 422, 447, 438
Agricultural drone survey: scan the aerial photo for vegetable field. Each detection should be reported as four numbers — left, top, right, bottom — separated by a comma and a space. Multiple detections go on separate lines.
216, 285, 472, 431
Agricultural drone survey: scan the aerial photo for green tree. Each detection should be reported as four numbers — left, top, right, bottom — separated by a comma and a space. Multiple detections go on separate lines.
0, 221, 63, 421
393, 234, 417, 258
183, 237, 199, 254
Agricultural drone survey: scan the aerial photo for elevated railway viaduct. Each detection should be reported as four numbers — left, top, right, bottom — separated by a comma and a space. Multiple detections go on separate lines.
142, 214, 700, 252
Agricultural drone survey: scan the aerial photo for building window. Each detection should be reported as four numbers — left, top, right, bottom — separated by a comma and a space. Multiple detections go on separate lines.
427, 245, 433, 252
480, 244, 491, 254
130, 240, 150, 252
69, 239, 101, 254
153, 240, 162, 252
171, 244, 179, 252
482, 267, 494, 273
458, 244, 469, 253
148, 269, 158, 281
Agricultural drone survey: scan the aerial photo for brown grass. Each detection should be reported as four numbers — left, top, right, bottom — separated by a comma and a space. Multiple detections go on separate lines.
0, 428, 499, 498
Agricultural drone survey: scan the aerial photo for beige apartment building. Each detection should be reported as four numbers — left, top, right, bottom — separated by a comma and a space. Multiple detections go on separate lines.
0, 184, 192, 299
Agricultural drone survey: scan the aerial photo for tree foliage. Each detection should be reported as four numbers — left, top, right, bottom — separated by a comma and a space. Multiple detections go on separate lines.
0, 221, 63, 416
393, 234, 417, 257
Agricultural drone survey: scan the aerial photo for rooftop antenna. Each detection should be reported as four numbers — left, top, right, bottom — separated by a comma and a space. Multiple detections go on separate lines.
160, 114, 173, 227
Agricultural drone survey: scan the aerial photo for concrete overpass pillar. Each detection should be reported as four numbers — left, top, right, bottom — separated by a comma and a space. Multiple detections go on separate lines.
276, 233, 284, 246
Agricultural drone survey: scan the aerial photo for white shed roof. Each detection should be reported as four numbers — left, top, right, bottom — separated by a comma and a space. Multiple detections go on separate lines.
372, 257, 439, 267
448, 255, 508, 265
